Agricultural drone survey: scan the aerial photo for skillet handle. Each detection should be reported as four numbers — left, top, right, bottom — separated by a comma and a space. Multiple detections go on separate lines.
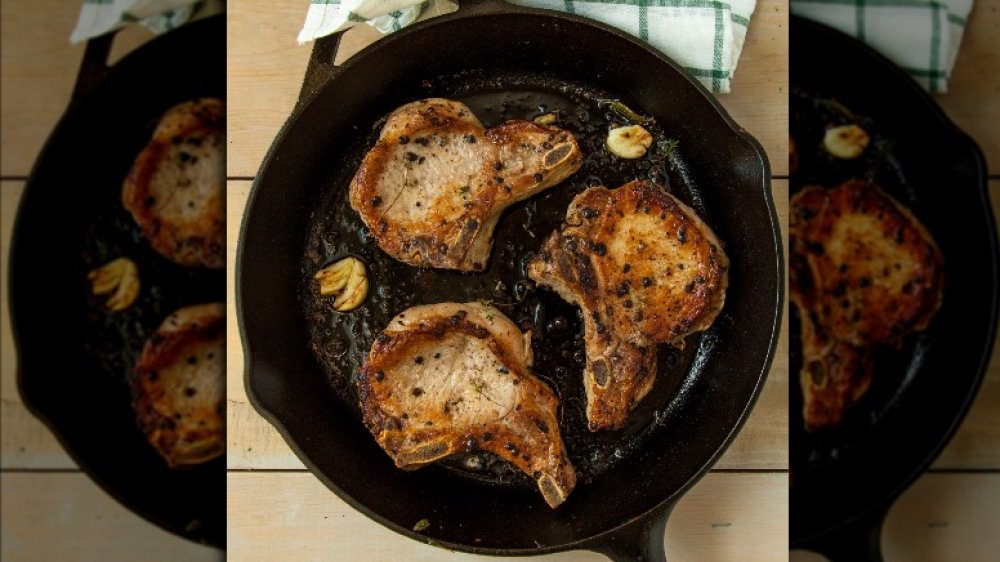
457, 0, 519, 15
294, 0, 525, 110
69, 31, 116, 109
794, 505, 888, 562
587, 507, 672, 562
296, 31, 345, 111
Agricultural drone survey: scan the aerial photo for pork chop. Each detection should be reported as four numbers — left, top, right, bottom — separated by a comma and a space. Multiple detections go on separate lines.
358, 302, 576, 508
797, 307, 874, 431
790, 180, 944, 347
123, 98, 225, 269
350, 98, 583, 271
132, 303, 225, 468
529, 180, 729, 431
790, 179, 944, 430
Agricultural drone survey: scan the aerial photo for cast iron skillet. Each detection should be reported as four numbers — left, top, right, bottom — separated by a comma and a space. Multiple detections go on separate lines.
238, 1, 781, 559
8, 16, 225, 547
789, 17, 998, 560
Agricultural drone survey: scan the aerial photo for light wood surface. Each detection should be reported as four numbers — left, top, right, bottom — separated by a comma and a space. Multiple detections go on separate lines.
227, 471, 788, 562
2, 0, 998, 559
0, 1, 219, 559
224, 0, 791, 558
790, 473, 1000, 562
787, 2, 1000, 560
0, 2, 153, 178
226, 0, 789, 178
225, 0, 791, 470
935, 0, 1000, 173
1, 473, 221, 561
223, 0, 997, 559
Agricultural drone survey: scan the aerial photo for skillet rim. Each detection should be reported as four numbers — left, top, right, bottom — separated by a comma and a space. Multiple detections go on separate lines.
7, 15, 227, 548
237, 6, 783, 555
788, 15, 999, 545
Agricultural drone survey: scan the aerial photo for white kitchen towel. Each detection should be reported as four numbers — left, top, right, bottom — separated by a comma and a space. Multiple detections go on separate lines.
297, 0, 758, 94
70, 0, 204, 43
298, 0, 459, 40
791, 0, 974, 93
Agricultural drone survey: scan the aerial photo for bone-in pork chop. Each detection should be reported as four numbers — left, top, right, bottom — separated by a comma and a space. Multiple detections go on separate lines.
358, 302, 576, 508
529, 180, 729, 431
123, 98, 225, 269
132, 303, 225, 468
790, 179, 944, 430
350, 98, 582, 271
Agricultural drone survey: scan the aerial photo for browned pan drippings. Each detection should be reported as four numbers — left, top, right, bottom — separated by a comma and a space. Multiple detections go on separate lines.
82, 193, 223, 385
302, 70, 721, 487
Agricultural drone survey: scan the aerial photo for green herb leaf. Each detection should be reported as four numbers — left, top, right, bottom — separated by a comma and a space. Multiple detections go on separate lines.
656, 138, 680, 158
413, 518, 430, 532
597, 98, 647, 124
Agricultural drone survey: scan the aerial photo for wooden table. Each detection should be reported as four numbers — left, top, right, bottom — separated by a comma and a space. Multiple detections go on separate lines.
225, 1, 791, 560
791, 2, 1000, 560
1, 0, 997, 560
225, 0, 999, 559
0, 4, 222, 561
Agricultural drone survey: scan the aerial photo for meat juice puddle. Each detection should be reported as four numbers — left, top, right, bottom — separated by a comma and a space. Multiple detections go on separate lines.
80, 123, 224, 388
789, 90, 939, 471
303, 74, 709, 488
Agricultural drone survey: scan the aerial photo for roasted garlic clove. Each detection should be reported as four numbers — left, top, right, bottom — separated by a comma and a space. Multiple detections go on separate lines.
88, 257, 140, 312
315, 256, 369, 311
823, 124, 869, 159
533, 113, 557, 126
606, 125, 653, 159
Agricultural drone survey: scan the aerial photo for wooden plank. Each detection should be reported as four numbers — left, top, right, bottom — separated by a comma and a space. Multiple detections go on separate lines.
226, 0, 308, 178
724, 0, 789, 176
226, 181, 789, 470
884, 473, 1000, 561
935, 0, 1000, 174
0, 472, 223, 561
227, 471, 787, 562
0, 181, 75, 469
226, 0, 789, 178
792, 473, 1000, 562
0, 0, 152, 177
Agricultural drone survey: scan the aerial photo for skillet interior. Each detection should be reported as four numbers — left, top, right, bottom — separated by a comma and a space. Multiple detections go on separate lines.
9, 16, 225, 547
240, 9, 781, 554
303, 71, 706, 488
789, 17, 998, 544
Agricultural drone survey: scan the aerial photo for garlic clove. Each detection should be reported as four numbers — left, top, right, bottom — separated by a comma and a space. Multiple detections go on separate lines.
88, 257, 140, 312
823, 124, 870, 159
315, 256, 369, 311
606, 125, 653, 159
533, 113, 557, 126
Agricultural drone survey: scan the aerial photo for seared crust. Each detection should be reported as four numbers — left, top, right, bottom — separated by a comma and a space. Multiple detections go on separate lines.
790, 180, 944, 430
790, 180, 944, 347
123, 98, 225, 269
797, 307, 874, 431
132, 303, 225, 468
350, 98, 582, 271
529, 180, 729, 431
358, 302, 576, 508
